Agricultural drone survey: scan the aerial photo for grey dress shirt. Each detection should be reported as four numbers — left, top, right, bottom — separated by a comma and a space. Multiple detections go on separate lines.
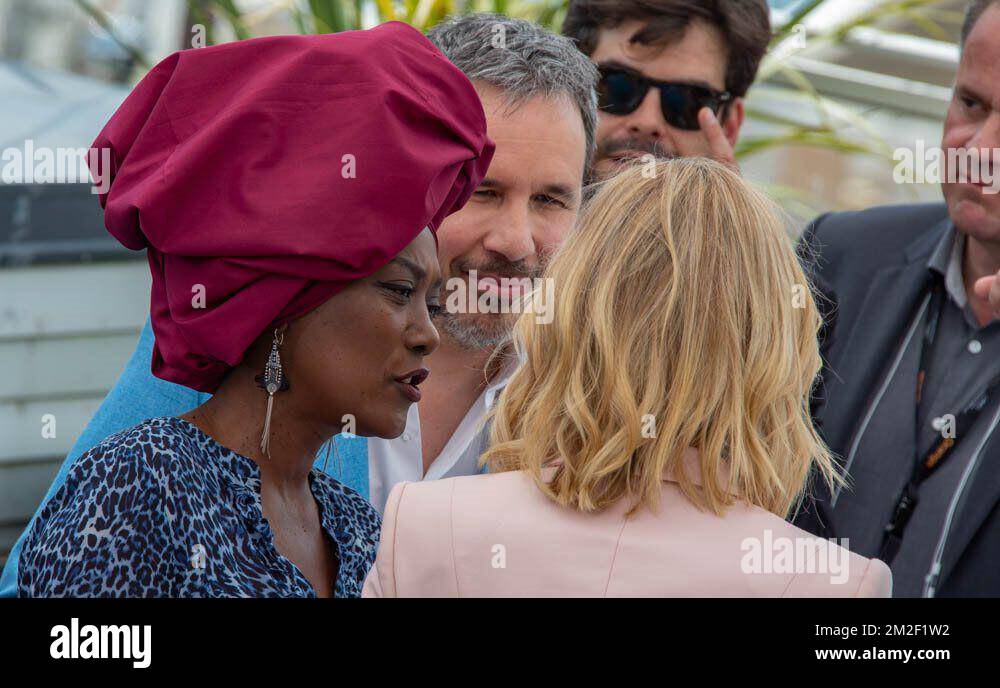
835, 226, 1000, 596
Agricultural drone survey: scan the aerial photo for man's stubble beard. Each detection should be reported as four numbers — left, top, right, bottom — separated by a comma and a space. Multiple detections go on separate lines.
438, 252, 550, 352
436, 310, 517, 352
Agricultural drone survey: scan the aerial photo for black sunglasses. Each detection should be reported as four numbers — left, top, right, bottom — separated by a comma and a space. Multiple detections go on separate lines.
597, 65, 732, 131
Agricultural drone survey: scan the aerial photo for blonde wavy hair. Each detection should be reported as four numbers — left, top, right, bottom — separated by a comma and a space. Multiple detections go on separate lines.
482, 157, 840, 518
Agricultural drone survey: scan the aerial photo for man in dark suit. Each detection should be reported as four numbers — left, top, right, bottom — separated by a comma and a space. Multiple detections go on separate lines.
795, 0, 1000, 597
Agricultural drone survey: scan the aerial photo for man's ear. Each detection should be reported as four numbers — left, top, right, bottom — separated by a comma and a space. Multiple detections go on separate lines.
724, 98, 745, 147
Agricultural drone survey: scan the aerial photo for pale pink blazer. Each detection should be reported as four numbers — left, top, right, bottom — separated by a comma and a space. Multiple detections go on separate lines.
362, 450, 892, 598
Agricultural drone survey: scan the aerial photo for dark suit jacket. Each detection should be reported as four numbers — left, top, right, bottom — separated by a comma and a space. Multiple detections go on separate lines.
794, 203, 1000, 597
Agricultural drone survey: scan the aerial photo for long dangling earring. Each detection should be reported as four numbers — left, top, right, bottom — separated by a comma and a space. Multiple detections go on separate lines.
255, 327, 289, 459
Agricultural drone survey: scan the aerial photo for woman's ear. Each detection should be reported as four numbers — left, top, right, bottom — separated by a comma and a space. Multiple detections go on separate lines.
243, 324, 283, 373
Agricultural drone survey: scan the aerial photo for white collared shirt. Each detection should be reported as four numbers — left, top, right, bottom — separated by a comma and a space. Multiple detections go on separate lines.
367, 362, 515, 511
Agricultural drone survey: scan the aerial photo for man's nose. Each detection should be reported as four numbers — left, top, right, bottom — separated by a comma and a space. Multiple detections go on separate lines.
967, 110, 1000, 150
964, 112, 1000, 177
625, 88, 667, 140
482, 203, 535, 263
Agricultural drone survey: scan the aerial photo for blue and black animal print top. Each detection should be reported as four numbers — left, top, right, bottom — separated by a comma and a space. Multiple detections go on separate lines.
18, 416, 381, 598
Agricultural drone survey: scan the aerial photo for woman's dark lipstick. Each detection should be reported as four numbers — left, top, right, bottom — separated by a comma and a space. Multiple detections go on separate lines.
394, 368, 429, 403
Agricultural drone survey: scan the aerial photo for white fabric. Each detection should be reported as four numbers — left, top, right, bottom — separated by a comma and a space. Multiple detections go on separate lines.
367, 363, 514, 511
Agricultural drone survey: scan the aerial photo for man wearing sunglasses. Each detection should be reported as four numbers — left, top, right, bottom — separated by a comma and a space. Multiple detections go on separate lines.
563, 0, 771, 180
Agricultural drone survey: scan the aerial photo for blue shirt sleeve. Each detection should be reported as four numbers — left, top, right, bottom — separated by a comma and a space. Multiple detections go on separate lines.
0, 318, 205, 597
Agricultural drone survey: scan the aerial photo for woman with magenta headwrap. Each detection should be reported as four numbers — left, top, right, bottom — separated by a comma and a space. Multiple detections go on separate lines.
17, 23, 493, 598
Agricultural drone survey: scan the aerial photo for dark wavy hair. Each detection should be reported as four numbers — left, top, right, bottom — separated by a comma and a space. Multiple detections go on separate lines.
562, 0, 771, 98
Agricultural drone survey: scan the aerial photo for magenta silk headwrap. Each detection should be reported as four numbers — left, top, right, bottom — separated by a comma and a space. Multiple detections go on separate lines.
90, 22, 494, 393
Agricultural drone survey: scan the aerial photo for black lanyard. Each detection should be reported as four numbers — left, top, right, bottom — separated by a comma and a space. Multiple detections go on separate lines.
879, 277, 1000, 564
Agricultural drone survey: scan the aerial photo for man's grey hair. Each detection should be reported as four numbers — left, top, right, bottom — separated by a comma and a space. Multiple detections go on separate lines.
427, 12, 599, 168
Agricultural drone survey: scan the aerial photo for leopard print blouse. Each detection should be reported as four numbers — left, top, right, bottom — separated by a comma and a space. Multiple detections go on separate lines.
18, 416, 380, 598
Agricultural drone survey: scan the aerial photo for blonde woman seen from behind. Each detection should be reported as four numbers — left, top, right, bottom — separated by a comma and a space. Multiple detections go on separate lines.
363, 158, 892, 598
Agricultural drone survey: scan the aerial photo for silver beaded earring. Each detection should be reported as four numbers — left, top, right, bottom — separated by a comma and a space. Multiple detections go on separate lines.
255, 327, 289, 458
